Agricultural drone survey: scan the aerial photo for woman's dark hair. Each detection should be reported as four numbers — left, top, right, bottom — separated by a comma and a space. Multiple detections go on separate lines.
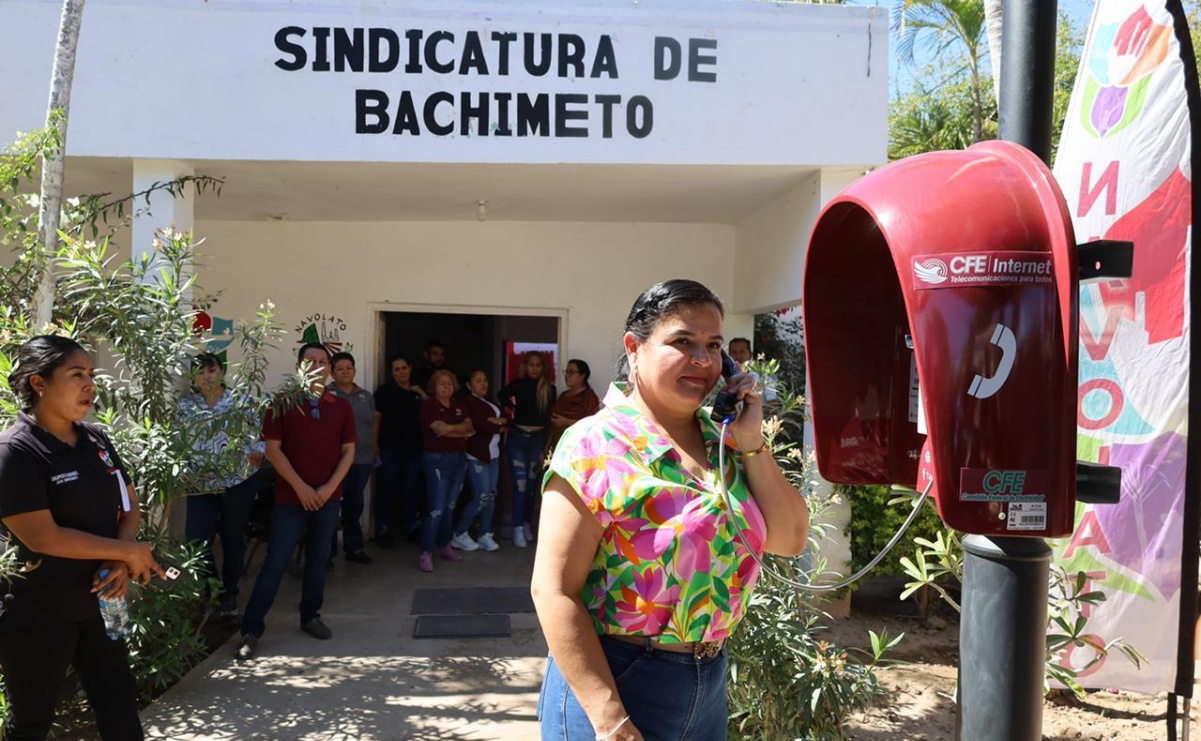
330, 351, 355, 368
616, 279, 725, 379
466, 369, 492, 398
9, 335, 87, 410
296, 342, 330, 365
567, 358, 593, 390
388, 353, 411, 368
190, 352, 225, 393
191, 353, 224, 374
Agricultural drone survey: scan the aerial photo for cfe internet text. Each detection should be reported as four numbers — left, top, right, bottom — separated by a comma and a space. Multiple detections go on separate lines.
274, 27, 719, 138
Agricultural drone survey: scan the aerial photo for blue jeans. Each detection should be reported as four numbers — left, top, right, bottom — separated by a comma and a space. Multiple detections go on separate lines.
538, 637, 728, 740
465, 457, 499, 534
376, 446, 423, 536
241, 500, 340, 638
420, 451, 467, 552
332, 463, 372, 555
185, 474, 260, 601
507, 429, 546, 529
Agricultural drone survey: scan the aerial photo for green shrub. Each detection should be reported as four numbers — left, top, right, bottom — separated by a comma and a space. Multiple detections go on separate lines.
726, 360, 901, 740
845, 483, 945, 576
0, 123, 287, 723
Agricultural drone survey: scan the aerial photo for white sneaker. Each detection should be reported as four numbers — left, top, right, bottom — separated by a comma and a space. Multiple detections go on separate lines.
450, 532, 480, 552
523, 523, 536, 542
513, 529, 528, 548
477, 533, 500, 552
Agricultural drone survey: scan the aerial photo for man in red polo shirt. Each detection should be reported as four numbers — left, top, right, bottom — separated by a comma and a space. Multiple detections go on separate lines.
236, 343, 355, 661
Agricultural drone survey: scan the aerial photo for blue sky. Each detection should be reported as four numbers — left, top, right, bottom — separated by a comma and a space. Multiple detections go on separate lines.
850, 0, 1097, 94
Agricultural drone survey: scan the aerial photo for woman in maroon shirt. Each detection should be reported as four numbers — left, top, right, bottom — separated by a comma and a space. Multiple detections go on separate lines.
455, 370, 510, 553
417, 370, 474, 573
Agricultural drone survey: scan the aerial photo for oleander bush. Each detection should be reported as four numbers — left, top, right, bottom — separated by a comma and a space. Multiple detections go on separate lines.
725, 358, 901, 740
0, 123, 300, 723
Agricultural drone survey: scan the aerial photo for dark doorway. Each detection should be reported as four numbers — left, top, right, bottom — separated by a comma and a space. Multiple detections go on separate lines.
380, 311, 559, 389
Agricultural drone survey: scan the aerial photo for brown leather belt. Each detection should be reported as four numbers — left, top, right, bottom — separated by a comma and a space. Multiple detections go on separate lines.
607, 634, 725, 660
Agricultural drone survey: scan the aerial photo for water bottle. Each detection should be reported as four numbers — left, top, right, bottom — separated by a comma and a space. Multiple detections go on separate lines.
97, 568, 131, 640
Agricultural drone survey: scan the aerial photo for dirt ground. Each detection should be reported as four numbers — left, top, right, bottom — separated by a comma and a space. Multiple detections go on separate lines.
829, 579, 1193, 741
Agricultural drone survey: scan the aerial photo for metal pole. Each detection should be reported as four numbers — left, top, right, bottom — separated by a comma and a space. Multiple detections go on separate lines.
998, 0, 1058, 161
1184, 697, 1192, 741
956, 2, 1059, 740
957, 536, 1051, 740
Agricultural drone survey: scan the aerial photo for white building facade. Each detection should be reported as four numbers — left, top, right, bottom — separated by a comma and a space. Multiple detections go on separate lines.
1, 0, 887, 390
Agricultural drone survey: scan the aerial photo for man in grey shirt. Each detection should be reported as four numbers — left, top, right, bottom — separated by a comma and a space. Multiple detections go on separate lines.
328, 352, 379, 564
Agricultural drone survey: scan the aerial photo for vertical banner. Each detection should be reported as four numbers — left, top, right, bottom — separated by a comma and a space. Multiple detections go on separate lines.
1052, 0, 1199, 694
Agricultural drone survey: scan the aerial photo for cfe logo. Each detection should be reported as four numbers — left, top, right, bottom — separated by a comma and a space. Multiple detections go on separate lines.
983, 469, 1026, 495
913, 258, 948, 285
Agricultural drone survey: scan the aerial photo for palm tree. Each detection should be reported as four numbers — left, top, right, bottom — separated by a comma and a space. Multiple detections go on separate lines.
893, 0, 989, 142
33, 0, 86, 328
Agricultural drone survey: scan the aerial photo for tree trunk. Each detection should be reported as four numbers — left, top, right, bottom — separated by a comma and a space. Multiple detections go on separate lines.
33, 0, 87, 328
984, 0, 1004, 106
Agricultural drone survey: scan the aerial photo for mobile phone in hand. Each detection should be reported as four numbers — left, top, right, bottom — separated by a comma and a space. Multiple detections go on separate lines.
149, 561, 183, 591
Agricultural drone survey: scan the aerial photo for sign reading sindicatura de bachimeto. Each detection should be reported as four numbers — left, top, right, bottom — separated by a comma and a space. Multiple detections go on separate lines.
272, 27, 718, 138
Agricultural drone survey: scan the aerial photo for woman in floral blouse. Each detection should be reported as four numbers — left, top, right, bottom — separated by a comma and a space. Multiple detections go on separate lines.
531, 279, 809, 741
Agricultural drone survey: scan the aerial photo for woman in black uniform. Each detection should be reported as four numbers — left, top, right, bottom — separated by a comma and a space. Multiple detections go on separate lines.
0, 336, 163, 741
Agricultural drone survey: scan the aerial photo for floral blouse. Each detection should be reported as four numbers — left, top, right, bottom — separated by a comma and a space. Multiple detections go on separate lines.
544, 386, 767, 643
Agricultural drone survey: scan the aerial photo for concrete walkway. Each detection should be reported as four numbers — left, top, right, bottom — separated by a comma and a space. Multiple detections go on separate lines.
140, 542, 546, 741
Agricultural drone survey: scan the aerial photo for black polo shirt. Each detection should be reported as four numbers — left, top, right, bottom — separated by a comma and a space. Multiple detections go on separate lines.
0, 413, 128, 627
374, 382, 423, 451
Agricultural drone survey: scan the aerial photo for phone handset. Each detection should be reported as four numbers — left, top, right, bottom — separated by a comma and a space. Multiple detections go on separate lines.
710, 353, 741, 423
967, 323, 1016, 400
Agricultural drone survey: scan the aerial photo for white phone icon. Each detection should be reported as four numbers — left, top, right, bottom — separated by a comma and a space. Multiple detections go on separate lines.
968, 323, 1015, 399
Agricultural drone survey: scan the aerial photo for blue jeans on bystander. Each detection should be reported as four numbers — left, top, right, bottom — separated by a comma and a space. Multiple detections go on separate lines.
241, 499, 340, 638
420, 451, 467, 553
507, 429, 546, 532
332, 463, 372, 555
185, 472, 263, 603
376, 446, 423, 537
465, 457, 499, 534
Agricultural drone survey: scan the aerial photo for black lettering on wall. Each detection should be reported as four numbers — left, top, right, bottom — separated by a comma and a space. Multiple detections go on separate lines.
492, 32, 517, 75
558, 34, 585, 78
274, 26, 307, 71
494, 91, 513, 136
591, 35, 618, 79
461, 92, 489, 135
368, 28, 399, 73
424, 91, 455, 135
405, 29, 424, 73
595, 94, 621, 138
517, 93, 550, 136
688, 38, 717, 83
393, 91, 421, 135
654, 37, 682, 80
460, 31, 489, 74
426, 31, 455, 74
333, 28, 364, 72
627, 95, 653, 138
356, 89, 389, 133
312, 27, 331, 72
555, 93, 588, 137
524, 33, 552, 77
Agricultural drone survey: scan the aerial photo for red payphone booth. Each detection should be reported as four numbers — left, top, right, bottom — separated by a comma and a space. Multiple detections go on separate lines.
803, 140, 1079, 537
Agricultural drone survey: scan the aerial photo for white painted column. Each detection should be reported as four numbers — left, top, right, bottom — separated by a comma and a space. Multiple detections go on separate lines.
132, 159, 193, 538
803, 403, 853, 617
131, 159, 194, 262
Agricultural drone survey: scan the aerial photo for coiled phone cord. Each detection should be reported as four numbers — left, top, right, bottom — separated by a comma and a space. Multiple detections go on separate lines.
717, 420, 933, 592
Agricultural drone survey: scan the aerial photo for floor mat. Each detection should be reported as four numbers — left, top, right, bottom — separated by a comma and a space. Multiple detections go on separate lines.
410, 586, 535, 615
413, 613, 511, 639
